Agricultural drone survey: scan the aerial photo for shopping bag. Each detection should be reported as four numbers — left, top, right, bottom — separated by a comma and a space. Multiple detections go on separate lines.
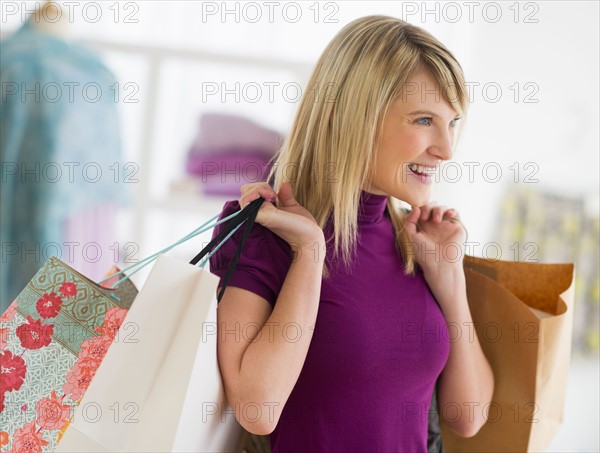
0, 259, 138, 451
56, 197, 264, 452
440, 255, 575, 452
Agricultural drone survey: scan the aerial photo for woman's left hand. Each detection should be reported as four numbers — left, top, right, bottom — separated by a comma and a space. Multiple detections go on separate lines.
404, 202, 467, 280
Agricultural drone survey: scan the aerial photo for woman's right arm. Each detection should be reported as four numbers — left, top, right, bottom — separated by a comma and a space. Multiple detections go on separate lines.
217, 233, 325, 435
216, 181, 326, 435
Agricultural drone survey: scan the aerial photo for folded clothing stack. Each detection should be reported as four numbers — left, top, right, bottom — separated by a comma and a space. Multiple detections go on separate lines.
185, 113, 283, 196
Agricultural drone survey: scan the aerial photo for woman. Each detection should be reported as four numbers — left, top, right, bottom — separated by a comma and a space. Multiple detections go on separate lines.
209, 15, 494, 452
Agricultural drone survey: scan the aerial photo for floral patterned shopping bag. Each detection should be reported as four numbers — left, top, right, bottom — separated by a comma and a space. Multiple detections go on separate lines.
0, 258, 137, 452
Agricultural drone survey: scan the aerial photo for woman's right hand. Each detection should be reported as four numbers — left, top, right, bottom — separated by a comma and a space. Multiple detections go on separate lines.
239, 181, 324, 247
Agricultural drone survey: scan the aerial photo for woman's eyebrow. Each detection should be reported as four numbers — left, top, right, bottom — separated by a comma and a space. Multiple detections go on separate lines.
407, 109, 461, 119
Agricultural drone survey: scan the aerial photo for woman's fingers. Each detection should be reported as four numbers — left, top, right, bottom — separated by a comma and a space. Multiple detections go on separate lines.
277, 181, 299, 208
418, 202, 459, 224
240, 183, 277, 208
417, 203, 440, 223
404, 206, 420, 235
431, 205, 449, 223
443, 208, 459, 221
419, 204, 432, 222
242, 182, 277, 200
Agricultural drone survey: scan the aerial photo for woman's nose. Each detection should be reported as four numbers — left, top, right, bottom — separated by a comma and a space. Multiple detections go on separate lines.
430, 129, 454, 161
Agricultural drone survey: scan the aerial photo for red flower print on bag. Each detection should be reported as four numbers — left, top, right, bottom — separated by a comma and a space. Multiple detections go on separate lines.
62, 364, 95, 402
62, 335, 111, 400
0, 300, 18, 323
0, 349, 27, 393
59, 281, 77, 297
73, 356, 100, 378
35, 391, 71, 430
16, 317, 54, 350
94, 307, 127, 340
35, 292, 63, 319
80, 335, 113, 362
0, 327, 9, 350
11, 421, 49, 452
62, 306, 124, 401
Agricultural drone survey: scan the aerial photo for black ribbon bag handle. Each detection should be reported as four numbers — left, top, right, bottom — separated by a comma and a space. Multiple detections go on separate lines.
190, 197, 264, 303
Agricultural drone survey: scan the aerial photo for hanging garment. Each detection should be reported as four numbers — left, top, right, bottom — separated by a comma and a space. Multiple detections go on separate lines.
0, 21, 129, 312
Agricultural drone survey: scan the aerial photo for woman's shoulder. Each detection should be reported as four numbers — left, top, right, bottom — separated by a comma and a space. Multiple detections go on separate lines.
209, 198, 293, 267
208, 199, 294, 307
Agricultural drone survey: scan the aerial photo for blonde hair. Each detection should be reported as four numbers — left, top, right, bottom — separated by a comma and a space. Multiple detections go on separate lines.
266, 15, 470, 278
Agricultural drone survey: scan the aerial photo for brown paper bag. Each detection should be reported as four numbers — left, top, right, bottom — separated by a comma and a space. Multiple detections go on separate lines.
441, 255, 575, 452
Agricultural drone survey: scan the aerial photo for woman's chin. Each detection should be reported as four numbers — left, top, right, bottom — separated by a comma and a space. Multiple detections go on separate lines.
407, 193, 431, 208
389, 187, 431, 208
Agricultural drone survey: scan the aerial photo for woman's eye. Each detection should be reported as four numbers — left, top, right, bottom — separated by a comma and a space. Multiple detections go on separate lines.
416, 117, 461, 127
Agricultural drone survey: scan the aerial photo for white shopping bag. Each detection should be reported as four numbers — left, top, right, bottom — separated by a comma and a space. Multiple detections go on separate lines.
56, 253, 242, 452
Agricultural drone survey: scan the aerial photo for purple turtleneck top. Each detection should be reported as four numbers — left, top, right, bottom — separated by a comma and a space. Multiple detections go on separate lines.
209, 190, 450, 453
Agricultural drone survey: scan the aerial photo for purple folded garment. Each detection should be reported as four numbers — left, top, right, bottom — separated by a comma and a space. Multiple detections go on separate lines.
187, 151, 273, 197
186, 148, 273, 176
184, 113, 283, 197
190, 113, 283, 153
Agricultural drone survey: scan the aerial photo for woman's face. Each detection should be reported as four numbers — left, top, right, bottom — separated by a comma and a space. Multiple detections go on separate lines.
365, 67, 461, 207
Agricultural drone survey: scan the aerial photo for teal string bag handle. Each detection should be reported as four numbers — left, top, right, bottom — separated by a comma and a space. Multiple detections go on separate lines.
189, 196, 263, 303
99, 197, 264, 304
98, 198, 260, 288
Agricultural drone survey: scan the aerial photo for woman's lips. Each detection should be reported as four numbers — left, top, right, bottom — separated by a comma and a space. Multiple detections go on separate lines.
408, 166, 433, 185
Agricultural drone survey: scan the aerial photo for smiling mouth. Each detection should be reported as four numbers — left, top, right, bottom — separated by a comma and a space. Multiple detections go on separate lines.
408, 163, 437, 176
